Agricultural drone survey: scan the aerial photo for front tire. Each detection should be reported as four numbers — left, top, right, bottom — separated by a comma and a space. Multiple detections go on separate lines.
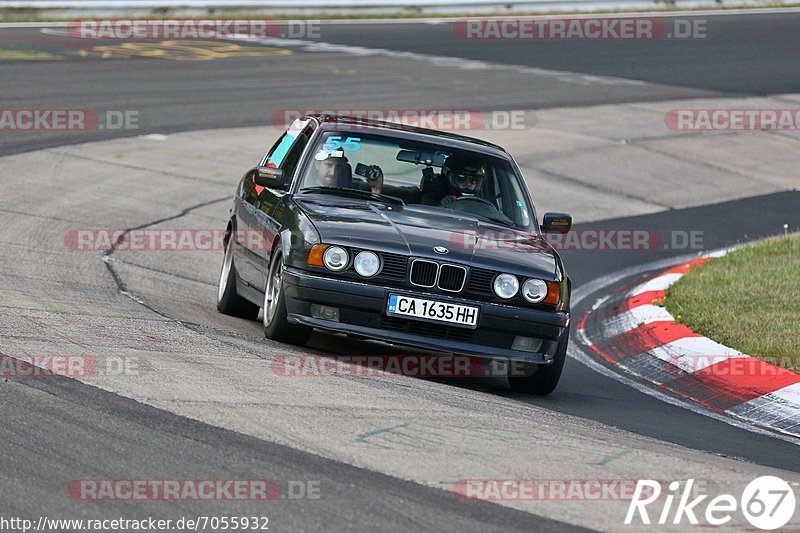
508, 329, 568, 395
217, 231, 260, 320
262, 250, 312, 346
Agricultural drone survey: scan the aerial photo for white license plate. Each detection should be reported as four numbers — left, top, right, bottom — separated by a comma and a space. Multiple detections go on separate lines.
386, 294, 479, 328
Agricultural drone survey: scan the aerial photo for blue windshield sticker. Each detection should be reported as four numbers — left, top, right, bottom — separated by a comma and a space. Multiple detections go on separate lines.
324, 136, 361, 152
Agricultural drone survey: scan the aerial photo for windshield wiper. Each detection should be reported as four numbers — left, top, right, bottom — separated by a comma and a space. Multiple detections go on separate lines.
299, 187, 405, 205
438, 204, 516, 228
481, 215, 516, 228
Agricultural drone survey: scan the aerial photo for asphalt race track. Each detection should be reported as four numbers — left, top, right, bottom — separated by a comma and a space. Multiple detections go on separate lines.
3, 12, 800, 156
1, 11, 800, 531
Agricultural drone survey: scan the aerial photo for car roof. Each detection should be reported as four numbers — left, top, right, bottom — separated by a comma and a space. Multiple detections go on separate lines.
306, 113, 510, 158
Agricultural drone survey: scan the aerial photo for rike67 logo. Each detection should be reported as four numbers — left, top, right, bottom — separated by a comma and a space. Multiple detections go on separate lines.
626, 477, 796, 530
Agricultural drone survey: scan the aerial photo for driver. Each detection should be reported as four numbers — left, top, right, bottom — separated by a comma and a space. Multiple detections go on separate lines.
438, 155, 486, 205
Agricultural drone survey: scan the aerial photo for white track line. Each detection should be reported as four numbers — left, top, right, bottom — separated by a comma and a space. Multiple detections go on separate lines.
602, 304, 673, 338
630, 272, 683, 295
729, 383, 800, 432
648, 337, 745, 373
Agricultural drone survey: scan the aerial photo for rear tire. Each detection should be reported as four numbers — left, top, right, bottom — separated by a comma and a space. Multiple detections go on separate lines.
262, 249, 312, 346
508, 329, 568, 395
217, 231, 260, 320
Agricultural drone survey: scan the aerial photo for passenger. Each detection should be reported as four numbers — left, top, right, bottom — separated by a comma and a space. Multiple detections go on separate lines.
310, 151, 351, 188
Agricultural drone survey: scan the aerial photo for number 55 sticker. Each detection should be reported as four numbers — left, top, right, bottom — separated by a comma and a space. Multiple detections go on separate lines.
324, 136, 361, 151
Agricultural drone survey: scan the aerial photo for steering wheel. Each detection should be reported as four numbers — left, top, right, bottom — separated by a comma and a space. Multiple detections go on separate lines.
448, 195, 496, 208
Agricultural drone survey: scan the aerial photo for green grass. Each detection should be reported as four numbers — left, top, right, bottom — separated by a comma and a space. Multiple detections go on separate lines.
664, 237, 800, 367
1, 3, 800, 23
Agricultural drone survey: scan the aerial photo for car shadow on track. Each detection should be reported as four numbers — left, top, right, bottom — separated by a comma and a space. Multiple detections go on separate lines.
304, 329, 573, 401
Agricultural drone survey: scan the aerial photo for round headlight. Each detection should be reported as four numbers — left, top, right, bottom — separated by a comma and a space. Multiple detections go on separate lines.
493, 273, 519, 299
522, 278, 548, 303
354, 251, 381, 277
323, 246, 349, 271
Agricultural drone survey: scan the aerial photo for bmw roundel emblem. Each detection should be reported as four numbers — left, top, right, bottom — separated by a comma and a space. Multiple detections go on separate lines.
433, 246, 449, 254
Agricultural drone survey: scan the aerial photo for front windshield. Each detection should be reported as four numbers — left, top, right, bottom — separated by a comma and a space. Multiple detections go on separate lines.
298, 130, 533, 228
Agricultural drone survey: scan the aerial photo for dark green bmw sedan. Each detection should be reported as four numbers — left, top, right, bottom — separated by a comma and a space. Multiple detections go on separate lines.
217, 114, 572, 394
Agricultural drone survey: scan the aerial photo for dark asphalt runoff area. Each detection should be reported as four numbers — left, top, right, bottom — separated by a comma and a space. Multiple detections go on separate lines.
1, 12, 799, 531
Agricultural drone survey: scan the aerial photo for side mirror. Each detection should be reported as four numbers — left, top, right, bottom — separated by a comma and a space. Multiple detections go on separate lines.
254, 166, 286, 189
542, 212, 572, 234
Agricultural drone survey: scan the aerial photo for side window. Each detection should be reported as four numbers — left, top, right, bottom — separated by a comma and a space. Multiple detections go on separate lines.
264, 133, 295, 168
278, 128, 312, 182
254, 120, 314, 195
260, 118, 314, 169
251, 134, 291, 198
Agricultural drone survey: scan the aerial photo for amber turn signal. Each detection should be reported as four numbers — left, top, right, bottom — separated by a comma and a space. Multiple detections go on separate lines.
544, 281, 561, 306
307, 244, 328, 267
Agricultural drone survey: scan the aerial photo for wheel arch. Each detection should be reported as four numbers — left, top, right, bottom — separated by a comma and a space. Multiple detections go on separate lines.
223, 216, 237, 248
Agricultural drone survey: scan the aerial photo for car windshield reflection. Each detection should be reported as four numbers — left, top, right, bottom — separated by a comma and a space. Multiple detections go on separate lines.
298, 131, 533, 229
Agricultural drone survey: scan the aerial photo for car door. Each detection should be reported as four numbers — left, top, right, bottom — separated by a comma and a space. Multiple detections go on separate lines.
236, 119, 314, 291
233, 131, 289, 289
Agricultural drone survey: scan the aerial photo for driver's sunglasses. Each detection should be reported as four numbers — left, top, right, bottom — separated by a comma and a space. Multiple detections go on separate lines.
455, 174, 478, 184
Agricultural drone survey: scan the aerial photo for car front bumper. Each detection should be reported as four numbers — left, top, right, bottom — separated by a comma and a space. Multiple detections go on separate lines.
283, 266, 569, 364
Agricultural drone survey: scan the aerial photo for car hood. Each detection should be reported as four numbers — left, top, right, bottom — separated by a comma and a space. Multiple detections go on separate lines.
294, 195, 557, 279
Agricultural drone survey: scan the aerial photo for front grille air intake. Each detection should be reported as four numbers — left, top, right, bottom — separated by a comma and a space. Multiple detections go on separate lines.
438, 264, 467, 292
410, 259, 438, 287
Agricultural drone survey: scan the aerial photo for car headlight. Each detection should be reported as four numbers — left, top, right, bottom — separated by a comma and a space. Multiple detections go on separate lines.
522, 278, 548, 303
354, 251, 381, 277
322, 246, 349, 271
493, 273, 519, 299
